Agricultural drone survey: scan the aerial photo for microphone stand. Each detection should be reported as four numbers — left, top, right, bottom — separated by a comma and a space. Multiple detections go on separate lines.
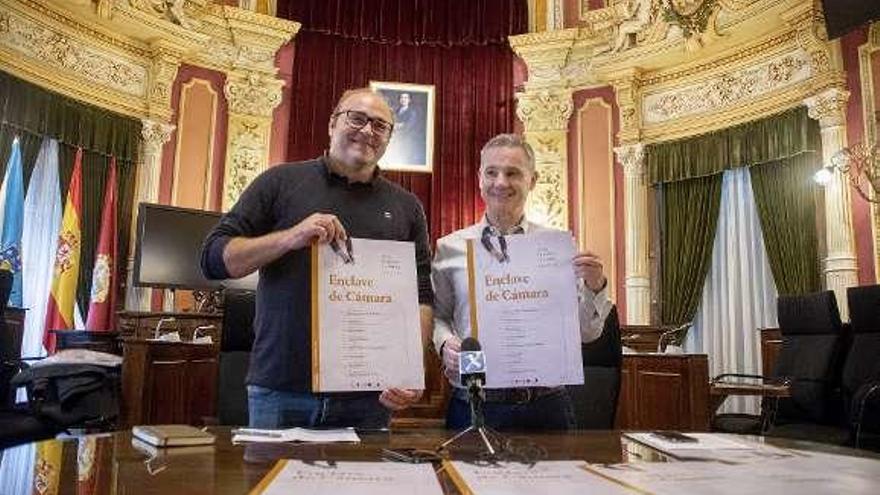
437, 380, 504, 456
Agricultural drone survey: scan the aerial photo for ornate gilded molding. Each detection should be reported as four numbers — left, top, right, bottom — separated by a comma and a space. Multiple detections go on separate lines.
0, 7, 148, 97
610, 69, 643, 143
643, 49, 811, 124
127, 0, 208, 29
141, 119, 176, 154
527, 133, 568, 230
614, 143, 646, 178
193, 5, 300, 73
224, 71, 285, 117
661, 0, 721, 45
516, 88, 574, 132
0, 0, 298, 121
509, 29, 579, 88
224, 118, 269, 210
804, 87, 849, 128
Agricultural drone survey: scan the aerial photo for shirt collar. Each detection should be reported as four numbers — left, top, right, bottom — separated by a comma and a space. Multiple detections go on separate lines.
479, 214, 529, 235
320, 155, 381, 188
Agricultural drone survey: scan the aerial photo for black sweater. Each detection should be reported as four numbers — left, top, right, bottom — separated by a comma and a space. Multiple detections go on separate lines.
201, 158, 433, 391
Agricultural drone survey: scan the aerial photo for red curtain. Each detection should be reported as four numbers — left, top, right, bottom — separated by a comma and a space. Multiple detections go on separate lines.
280, 0, 528, 241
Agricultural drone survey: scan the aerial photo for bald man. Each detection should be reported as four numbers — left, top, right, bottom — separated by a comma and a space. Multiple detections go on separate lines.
201, 88, 432, 429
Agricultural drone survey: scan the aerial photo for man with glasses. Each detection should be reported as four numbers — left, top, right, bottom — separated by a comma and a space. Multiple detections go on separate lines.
201, 88, 432, 429
432, 133, 612, 430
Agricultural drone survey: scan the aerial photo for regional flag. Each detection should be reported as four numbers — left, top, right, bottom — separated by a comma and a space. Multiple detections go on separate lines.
0, 138, 24, 307
85, 157, 117, 331
43, 148, 83, 354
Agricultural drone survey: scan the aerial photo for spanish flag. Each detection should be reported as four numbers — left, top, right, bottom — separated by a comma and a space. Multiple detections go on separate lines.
43, 148, 83, 354
85, 157, 117, 331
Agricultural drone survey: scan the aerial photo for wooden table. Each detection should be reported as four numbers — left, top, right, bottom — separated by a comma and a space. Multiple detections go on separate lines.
1, 428, 875, 494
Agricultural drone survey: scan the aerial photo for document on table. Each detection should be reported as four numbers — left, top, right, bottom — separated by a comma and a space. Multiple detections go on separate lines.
622, 432, 799, 462
311, 238, 424, 392
586, 450, 880, 495
443, 460, 636, 495
231, 427, 360, 444
250, 460, 444, 495
466, 231, 583, 387
624, 432, 753, 452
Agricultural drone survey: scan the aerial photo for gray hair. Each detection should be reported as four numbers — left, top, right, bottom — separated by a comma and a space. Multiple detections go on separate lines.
480, 133, 536, 172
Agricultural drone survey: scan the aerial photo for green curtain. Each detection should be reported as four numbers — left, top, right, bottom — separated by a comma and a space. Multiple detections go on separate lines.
660, 174, 723, 325
647, 107, 820, 185
750, 152, 822, 295
0, 70, 140, 314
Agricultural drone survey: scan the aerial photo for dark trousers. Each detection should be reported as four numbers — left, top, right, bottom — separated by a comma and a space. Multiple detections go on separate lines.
445, 388, 576, 431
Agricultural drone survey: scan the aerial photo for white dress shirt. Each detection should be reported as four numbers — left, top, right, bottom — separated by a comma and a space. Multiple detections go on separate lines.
431, 217, 613, 367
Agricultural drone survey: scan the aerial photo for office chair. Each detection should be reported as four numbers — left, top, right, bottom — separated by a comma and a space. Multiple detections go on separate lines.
0, 269, 67, 449
216, 288, 256, 426
712, 290, 848, 442
844, 285, 880, 450
567, 306, 622, 429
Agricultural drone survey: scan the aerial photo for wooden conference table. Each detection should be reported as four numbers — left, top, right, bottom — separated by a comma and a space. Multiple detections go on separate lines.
1, 428, 877, 494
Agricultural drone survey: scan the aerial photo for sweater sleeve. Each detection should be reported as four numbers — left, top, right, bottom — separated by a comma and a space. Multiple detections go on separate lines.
200, 167, 279, 280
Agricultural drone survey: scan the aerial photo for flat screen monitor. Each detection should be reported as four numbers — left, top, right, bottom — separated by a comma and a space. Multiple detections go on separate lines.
133, 203, 257, 290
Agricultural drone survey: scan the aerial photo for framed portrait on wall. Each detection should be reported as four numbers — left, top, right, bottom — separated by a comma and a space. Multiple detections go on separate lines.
370, 81, 435, 173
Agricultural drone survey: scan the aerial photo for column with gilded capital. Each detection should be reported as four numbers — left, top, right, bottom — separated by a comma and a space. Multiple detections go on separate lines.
126, 119, 175, 310
516, 88, 573, 230
804, 88, 858, 319
615, 144, 650, 324
222, 71, 285, 211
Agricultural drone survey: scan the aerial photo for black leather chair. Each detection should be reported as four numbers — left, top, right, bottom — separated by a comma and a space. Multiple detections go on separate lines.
713, 290, 848, 441
844, 285, 880, 450
216, 289, 256, 426
0, 269, 66, 449
567, 306, 622, 429
772, 290, 848, 426
0, 269, 20, 409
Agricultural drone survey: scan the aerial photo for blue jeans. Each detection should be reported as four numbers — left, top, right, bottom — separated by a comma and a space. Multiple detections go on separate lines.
446, 388, 576, 431
247, 385, 391, 429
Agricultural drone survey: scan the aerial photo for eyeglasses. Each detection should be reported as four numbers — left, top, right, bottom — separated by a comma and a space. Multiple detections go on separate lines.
333, 110, 394, 137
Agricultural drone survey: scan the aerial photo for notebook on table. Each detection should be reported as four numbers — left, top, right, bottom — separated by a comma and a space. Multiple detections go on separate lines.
131, 424, 216, 447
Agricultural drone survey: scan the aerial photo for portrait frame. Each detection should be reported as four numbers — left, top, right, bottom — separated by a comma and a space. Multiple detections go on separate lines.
370, 81, 435, 173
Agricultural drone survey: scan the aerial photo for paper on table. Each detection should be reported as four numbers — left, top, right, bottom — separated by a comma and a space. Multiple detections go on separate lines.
587, 450, 880, 495
250, 460, 443, 495
232, 427, 360, 444
443, 460, 635, 495
311, 238, 424, 392
623, 432, 755, 452
467, 231, 583, 388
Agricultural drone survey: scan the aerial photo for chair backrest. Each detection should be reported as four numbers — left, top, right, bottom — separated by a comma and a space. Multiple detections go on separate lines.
773, 290, 845, 423
842, 286, 880, 413
0, 269, 17, 409
217, 289, 256, 425
220, 289, 256, 352
569, 306, 622, 429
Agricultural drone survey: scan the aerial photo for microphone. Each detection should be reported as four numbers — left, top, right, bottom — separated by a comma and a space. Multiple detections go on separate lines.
459, 337, 486, 387
459, 337, 487, 427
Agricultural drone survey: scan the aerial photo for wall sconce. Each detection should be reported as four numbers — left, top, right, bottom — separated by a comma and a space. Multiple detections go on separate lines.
814, 141, 880, 203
